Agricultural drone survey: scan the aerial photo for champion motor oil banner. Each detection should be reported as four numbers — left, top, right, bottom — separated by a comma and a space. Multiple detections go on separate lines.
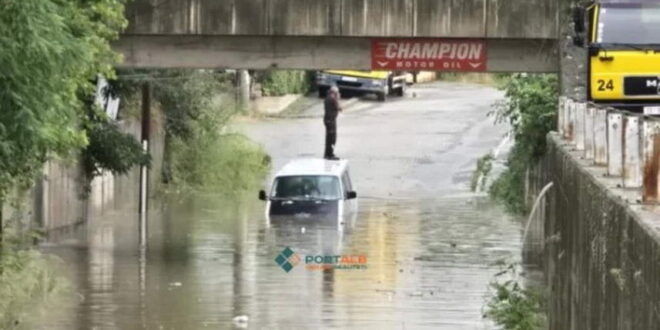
371, 39, 487, 72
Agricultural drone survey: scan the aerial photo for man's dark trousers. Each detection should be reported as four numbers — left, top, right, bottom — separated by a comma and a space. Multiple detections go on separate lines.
324, 118, 337, 158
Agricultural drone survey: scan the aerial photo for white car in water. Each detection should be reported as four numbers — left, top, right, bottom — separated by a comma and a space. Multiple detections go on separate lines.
259, 158, 358, 228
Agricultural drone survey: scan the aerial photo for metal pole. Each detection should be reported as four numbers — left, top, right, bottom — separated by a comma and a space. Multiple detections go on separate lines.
139, 83, 151, 249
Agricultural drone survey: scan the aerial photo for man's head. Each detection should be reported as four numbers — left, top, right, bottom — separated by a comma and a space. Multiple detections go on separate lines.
329, 86, 340, 97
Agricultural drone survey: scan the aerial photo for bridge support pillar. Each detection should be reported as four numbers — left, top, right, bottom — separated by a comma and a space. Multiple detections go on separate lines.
237, 70, 251, 112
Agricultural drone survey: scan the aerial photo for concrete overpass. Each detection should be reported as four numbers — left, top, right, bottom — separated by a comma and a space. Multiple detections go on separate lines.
115, 0, 560, 72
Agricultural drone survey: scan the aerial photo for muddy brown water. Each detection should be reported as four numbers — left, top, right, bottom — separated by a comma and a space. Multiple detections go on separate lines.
36, 194, 522, 330
35, 82, 528, 329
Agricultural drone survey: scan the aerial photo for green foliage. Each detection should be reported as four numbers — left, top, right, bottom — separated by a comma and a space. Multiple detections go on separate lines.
471, 154, 494, 192
0, 0, 126, 202
168, 133, 271, 195
81, 108, 151, 184
153, 70, 234, 141
157, 71, 271, 194
257, 70, 312, 96
0, 230, 66, 329
489, 74, 558, 214
486, 263, 547, 330
115, 69, 271, 194
0, 250, 64, 329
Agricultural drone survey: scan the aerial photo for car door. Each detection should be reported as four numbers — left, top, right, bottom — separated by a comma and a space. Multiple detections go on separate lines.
341, 171, 358, 222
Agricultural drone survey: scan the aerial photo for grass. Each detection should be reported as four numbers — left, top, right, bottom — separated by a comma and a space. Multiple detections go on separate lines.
0, 239, 66, 329
165, 132, 271, 196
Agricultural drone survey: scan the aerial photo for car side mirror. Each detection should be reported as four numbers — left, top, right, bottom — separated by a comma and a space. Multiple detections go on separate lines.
346, 191, 357, 200
258, 190, 268, 201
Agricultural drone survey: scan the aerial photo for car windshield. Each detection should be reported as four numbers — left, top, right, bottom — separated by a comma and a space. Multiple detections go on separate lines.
271, 175, 341, 200
597, 4, 660, 44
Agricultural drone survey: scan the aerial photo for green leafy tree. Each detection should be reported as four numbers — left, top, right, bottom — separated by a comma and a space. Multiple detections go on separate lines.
0, 0, 127, 202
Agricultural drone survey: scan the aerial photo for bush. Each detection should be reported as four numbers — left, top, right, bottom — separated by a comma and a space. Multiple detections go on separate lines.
486, 263, 547, 330
81, 107, 150, 193
111, 69, 271, 195
257, 70, 312, 96
471, 154, 494, 192
0, 250, 63, 329
489, 74, 558, 214
116, 69, 272, 195
168, 133, 271, 195
0, 229, 66, 329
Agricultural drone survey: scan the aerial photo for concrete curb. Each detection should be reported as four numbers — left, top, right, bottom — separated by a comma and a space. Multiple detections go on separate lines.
340, 97, 361, 112
252, 94, 305, 115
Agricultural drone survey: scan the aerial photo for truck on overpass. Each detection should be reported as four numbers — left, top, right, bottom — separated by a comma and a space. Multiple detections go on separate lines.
316, 70, 407, 102
574, 1, 660, 114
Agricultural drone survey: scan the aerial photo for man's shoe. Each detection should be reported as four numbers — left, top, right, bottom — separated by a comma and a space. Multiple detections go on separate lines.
324, 155, 340, 160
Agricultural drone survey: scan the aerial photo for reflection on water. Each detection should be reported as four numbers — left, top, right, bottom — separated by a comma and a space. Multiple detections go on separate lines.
37, 193, 521, 330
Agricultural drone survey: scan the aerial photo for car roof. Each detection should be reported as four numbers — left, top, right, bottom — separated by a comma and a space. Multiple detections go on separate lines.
274, 158, 349, 177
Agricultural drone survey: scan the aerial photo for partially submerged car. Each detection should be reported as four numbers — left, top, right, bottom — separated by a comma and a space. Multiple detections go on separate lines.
259, 159, 358, 227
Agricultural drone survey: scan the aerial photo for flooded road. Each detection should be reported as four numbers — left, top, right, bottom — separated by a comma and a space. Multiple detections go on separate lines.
37, 82, 523, 329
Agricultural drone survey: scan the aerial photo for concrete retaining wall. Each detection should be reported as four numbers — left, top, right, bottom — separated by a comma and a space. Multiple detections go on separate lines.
124, 0, 558, 38
2, 114, 165, 240
537, 133, 660, 330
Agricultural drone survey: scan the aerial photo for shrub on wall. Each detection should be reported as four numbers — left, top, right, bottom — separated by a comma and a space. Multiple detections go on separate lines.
489, 74, 558, 214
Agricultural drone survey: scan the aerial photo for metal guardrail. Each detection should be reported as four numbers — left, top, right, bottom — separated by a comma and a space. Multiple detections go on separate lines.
558, 97, 660, 203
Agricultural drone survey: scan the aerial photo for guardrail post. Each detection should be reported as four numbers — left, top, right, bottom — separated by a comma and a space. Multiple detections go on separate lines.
594, 108, 608, 166
608, 112, 623, 176
558, 97, 566, 136
565, 99, 574, 141
575, 103, 586, 151
643, 120, 660, 202
585, 104, 595, 160
623, 115, 642, 188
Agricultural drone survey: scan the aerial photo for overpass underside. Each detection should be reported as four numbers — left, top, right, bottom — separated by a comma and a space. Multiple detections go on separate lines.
114, 36, 558, 73
118, 0, 559, 72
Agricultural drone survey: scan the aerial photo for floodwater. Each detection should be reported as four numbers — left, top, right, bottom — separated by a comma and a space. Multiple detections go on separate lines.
35, 82, 525, 330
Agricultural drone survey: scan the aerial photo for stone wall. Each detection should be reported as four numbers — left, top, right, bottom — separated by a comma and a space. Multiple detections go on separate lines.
536, 133, 660, 330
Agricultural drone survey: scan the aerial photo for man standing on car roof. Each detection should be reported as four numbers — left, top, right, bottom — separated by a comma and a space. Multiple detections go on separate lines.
324, 86, 342, 160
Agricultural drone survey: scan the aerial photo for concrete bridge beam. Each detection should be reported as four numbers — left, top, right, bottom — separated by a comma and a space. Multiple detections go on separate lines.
114, 35, 558, 72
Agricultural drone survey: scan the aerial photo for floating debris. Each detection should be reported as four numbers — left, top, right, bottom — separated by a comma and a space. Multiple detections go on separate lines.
233, 315, 249, 328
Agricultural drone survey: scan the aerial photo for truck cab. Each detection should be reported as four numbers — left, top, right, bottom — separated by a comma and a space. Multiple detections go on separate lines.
316, 70, 407, 102
574, 1, 660, 114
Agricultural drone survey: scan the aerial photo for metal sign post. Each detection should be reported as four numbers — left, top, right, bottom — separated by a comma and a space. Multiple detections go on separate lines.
139, 83, 151, 249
